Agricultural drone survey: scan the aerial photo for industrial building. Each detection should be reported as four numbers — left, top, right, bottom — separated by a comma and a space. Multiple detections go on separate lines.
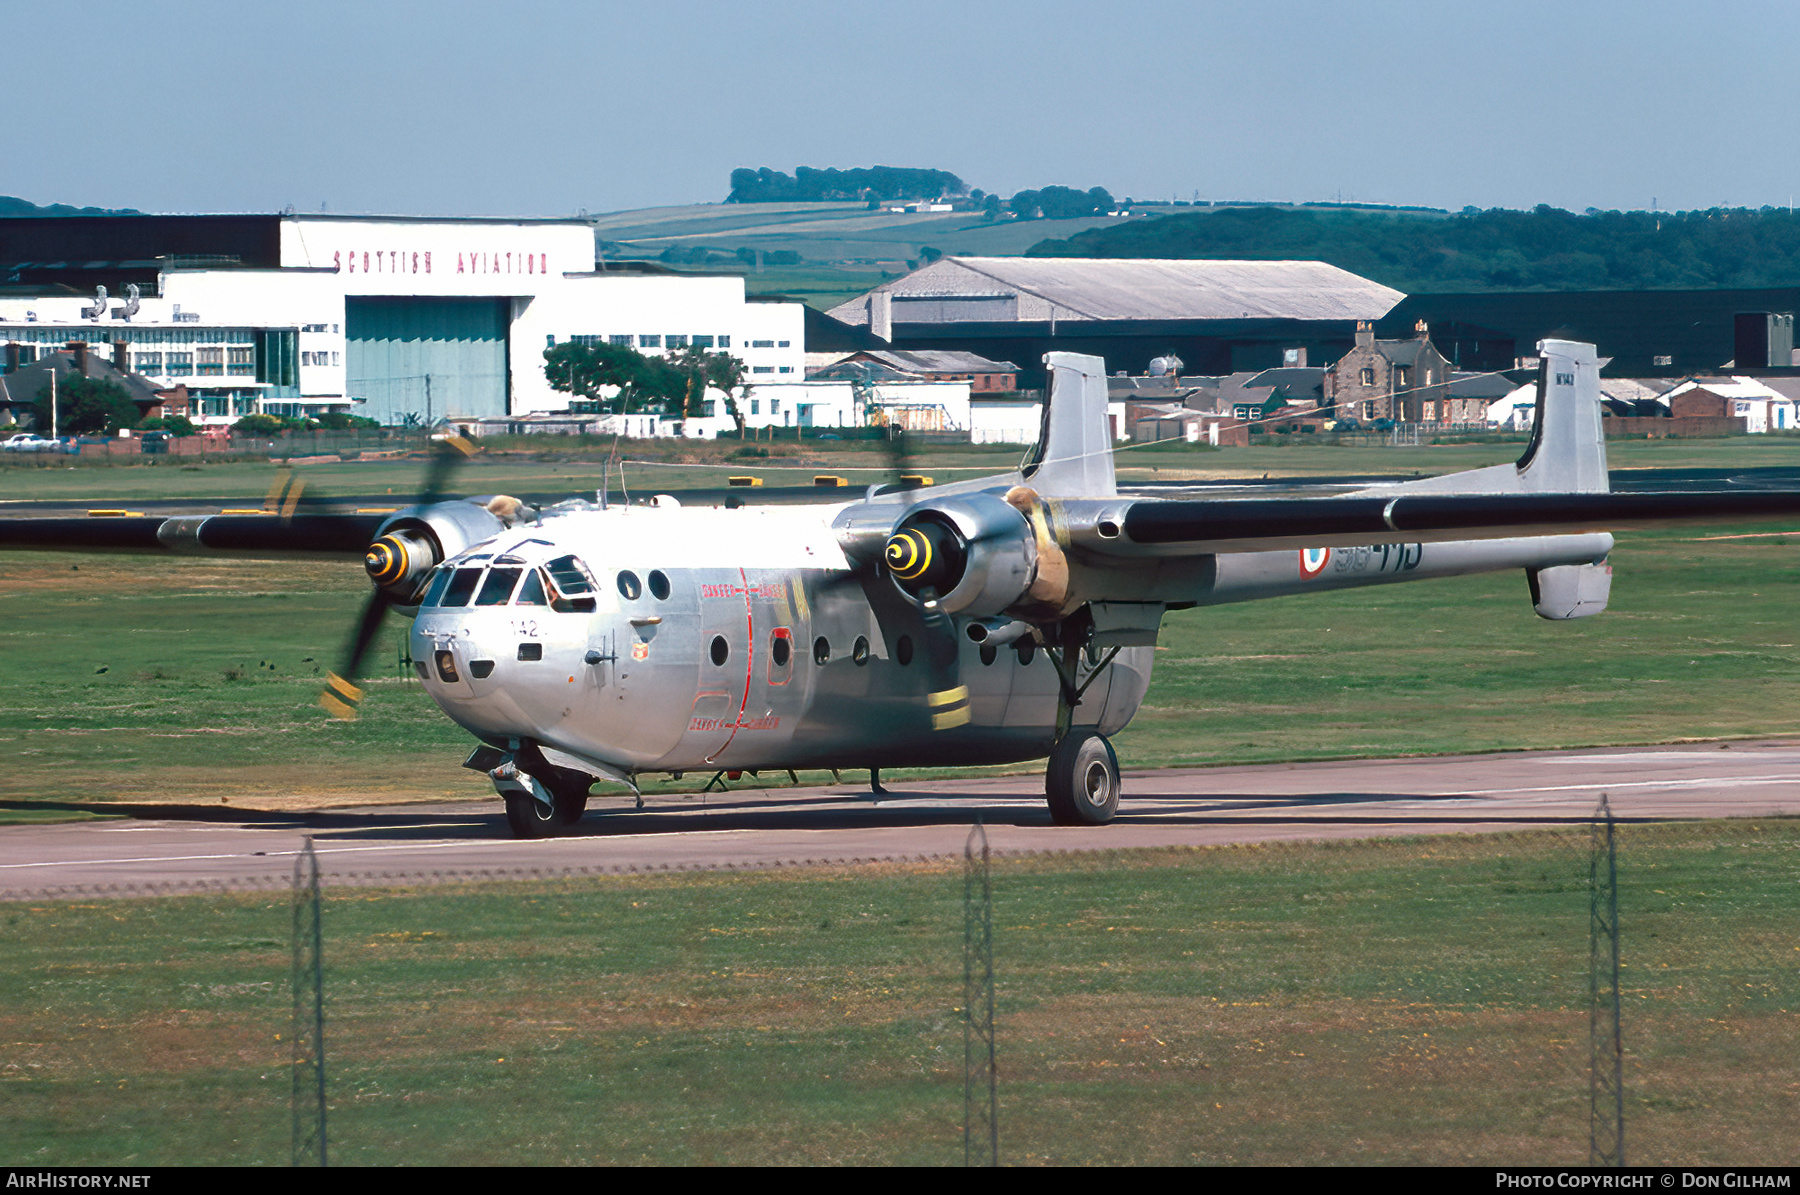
1375, 289, 1800, 376
824, 256, 1405, 384
0, 214, 806, 427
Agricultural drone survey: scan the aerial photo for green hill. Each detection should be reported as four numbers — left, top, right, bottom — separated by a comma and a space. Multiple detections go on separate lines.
1027, 204, 1800, 293
590, 201, 1160, 309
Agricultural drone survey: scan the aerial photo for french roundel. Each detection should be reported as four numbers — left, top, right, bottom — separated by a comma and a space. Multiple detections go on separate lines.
1299, 547, 1331, 578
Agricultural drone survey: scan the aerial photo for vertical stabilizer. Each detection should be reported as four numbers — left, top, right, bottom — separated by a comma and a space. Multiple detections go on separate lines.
1379, 338, 1608, 497
1022, 352, 1116, 497
1517, 339, 1608, 493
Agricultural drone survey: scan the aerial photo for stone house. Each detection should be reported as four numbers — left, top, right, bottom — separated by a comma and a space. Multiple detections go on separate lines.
1325, 321, 1451, 422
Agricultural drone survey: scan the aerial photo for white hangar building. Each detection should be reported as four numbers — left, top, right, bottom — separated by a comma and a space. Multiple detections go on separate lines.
0, 214, 805, 426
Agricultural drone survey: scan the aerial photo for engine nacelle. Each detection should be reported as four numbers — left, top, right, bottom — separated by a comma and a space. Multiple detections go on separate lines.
884, 493, 1037, 617
367, 500, 508, 603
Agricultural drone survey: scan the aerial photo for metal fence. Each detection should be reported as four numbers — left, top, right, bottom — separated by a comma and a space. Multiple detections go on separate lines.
2, 812, 1793, 1166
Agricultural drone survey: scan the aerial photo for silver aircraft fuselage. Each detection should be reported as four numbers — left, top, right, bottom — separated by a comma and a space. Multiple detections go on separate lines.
407, 498, 1612, 781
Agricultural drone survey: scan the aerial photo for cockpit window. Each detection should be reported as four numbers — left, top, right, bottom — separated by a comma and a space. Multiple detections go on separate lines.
419, 567, 454, 608
439, 568, 483, 608
514, 570, 547, 607
544, 555, 597, 614
475, 568, 522, 606
545, 555, 595, 595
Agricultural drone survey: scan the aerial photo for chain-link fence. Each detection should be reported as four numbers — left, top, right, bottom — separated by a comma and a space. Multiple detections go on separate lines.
2, 813, 1793, 1166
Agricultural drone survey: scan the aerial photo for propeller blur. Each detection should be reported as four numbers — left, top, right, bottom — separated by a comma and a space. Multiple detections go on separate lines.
6, 340, 1800, 838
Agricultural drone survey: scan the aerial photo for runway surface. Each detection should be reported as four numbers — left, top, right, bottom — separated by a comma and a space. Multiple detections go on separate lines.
3, 739, 1798, 895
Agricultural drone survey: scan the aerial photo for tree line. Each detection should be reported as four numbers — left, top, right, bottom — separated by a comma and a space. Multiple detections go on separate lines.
1026, 204, 1800, 292
542, 341, 751, 429
727, 166, 967, 204
723, 166, 1118, 221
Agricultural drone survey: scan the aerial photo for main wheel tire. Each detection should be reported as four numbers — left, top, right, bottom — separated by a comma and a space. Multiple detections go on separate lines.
504, 791, 559, 839
1045, 733, 1121, 826
552, 788, 589, 827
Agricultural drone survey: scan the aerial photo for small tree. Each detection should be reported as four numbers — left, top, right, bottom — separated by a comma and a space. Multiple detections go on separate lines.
314, 412, 381, 430
34, 376, 140, 436
704, 351, 750, 434
232, 413, 285, 436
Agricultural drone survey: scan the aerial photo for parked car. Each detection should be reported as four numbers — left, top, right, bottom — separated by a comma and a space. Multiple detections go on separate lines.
1, 433, 58, 452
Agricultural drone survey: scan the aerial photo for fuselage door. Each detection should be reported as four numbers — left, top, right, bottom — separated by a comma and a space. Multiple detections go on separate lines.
694, 568, 754, 762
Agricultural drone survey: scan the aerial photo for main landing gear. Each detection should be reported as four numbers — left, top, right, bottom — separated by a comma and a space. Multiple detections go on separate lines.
1044, 732, 1121, 826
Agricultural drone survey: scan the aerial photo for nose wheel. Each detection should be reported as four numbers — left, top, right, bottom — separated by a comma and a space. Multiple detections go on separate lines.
1044, 732, 1120, 825
503, 791, 559, 839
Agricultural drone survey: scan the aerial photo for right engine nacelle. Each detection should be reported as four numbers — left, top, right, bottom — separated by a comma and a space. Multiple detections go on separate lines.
883, 493, 1037, 617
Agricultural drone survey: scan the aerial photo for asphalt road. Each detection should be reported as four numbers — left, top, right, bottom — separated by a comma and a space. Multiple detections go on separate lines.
3, 739, 1797, 895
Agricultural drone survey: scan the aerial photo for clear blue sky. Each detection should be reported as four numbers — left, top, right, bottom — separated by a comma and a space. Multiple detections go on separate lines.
9, 0, 1795, 218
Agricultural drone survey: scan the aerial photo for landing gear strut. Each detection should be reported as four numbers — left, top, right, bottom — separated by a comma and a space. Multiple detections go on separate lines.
1044, 732, 1120, 826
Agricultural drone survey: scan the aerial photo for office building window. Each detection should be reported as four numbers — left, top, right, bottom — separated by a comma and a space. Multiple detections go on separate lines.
610, 335, 633, 346
638, 335, 660, 348
692, 335, 714, 349
666, 335, 688, 349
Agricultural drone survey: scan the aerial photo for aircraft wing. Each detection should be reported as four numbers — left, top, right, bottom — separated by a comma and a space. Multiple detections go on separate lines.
1067, 488, 1800, 558
0, 512, 387, 557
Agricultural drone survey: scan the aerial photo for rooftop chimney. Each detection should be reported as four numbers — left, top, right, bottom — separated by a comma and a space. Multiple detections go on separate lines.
869, 291, 892, 344
67, 341, 88, 376
1354, 321, 1373, 349
1414, 319, 1430, 340
113, 341, 130, 373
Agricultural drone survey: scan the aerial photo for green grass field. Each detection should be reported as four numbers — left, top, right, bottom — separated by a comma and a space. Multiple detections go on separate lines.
4, 823, 1794, 1165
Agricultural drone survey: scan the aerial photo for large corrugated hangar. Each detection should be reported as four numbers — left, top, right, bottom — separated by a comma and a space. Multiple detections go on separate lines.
825, 256, 1405, 385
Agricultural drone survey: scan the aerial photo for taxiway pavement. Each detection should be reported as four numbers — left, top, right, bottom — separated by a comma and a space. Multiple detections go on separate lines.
3, 740, 1797, 895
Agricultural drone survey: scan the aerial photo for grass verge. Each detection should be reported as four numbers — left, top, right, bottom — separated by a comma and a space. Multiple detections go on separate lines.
3, 822, 1795, 1165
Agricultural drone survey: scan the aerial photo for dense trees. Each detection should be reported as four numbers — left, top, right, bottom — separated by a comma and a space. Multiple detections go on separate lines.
1008, 185, 1116, 220
0, 195, 139, 217
727, 166, 966, 204
1027, 204, 1800, 292
543, 340, 751, 428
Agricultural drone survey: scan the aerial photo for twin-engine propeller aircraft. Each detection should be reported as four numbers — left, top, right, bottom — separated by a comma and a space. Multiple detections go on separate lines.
5, 339, 1800, 837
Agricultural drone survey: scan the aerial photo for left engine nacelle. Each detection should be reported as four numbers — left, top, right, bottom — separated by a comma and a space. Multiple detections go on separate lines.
884, 493, 1037, 617
365, 500, 507, 604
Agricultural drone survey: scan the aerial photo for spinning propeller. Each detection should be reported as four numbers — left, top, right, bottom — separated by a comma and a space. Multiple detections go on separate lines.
320, 435, 477, 719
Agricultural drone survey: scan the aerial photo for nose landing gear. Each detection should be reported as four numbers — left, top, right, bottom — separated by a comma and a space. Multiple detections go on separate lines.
483, 742, 596, 839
